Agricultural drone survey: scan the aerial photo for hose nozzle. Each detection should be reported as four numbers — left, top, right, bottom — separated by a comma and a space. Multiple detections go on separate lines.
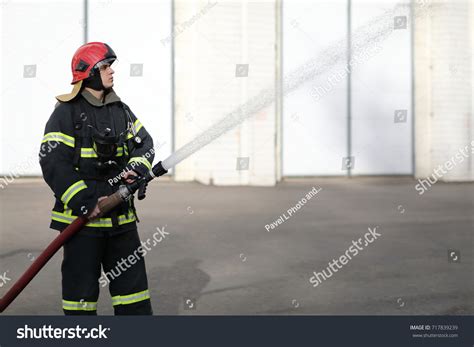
126, 161, 168, 199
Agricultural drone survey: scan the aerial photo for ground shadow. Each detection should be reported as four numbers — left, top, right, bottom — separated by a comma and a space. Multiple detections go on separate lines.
147, 258, 211, 315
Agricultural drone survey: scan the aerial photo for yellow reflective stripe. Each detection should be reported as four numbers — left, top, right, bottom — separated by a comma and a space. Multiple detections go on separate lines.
132, 119, 143, 134
42, 132, 75, 148
134, 119, 143, 133
61, 180, 87, 206
62, 300, 97, 311
80, 147, 124, 158
51, 210, 136, 228
87, 214, 136, 227
111, 290, 150, 306
51, 213, 73, 224
80, 148, 96, 158
128, 157, 152, 171
126, 119, 143, 139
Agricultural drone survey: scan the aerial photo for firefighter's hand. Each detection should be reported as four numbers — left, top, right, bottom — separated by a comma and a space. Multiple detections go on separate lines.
88, 196, 108, 220
123, 170, 138, 184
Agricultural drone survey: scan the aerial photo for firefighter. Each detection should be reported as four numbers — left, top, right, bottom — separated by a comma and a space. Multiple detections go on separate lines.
39, 42, 154, 315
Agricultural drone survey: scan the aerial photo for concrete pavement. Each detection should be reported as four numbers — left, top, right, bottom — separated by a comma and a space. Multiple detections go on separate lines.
0, 177, 472, 315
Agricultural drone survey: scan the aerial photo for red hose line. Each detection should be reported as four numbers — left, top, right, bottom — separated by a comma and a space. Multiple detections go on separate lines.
0, 216, 88, 313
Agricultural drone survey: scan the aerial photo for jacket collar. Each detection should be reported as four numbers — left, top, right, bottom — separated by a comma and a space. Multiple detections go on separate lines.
81, 88, 121, 107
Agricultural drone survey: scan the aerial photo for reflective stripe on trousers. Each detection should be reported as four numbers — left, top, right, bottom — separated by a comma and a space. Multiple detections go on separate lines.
62, 300, 97, 311
111, 289, 150, 306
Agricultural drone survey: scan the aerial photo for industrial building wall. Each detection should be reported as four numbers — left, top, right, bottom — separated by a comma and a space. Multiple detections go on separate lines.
174, 0, 472, 183
0, 0, 172, 176
1, 0, 473, 184
414, 0, 473, 182
174, 0, 414, 184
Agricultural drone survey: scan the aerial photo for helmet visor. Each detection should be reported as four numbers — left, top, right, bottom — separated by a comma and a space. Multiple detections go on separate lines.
90, 57, 117, 76
95, 57, 116, 69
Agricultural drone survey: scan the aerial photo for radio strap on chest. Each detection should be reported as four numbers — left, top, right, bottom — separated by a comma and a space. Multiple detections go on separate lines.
72, 99, 86, 169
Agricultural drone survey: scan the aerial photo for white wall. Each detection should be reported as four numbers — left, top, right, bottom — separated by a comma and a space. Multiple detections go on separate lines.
2, 0, 472, 183
414, 0, 473, 181
173, 0, 277, 185
0, 4, 3, 177
0, 0, 172, 176
0, 0, 84, 176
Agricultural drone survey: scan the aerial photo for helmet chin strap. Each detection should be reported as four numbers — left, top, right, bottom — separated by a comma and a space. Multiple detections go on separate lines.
83, 71, 105, 91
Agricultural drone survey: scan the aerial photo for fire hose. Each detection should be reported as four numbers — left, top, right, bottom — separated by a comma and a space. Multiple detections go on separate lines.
0, 161, 168, 313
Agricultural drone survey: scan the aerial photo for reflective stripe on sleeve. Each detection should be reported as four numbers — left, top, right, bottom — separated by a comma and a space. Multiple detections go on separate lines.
42, 132, 75, 148
52, 210, 136, 227
126, 119, 143, 140
128, 157, 152, 171
61, 180, 87, 207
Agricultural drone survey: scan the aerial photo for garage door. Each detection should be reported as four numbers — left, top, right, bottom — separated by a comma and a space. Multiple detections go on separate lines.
282, 0, 412, 176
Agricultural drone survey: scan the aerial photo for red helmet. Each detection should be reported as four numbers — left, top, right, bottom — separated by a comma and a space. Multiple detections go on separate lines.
70, 42, 116, 84
56, 42, 116, 102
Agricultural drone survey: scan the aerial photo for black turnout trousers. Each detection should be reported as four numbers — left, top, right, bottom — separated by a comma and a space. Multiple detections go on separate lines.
61, 228, 153, 315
